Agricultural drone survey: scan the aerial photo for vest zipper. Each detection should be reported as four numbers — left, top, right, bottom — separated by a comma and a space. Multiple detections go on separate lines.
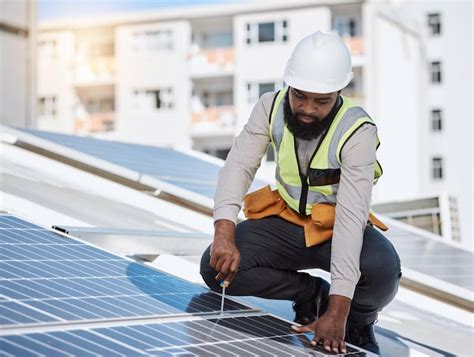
294, 126, 333, 216
294, 137, 308, 215
291, 97, 343, 216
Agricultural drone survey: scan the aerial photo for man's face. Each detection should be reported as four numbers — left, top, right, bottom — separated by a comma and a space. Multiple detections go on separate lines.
284, 87, 340, 140
288, 87, 339, 124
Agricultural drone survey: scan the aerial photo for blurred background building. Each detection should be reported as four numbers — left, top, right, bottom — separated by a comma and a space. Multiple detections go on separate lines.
2, 0, 472, 249
0, 0, 36, 128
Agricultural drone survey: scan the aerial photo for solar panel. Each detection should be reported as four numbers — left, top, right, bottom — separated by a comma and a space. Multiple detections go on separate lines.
386, 227, 474, 291
0, 315, 366, 356
8, 127, 267, 208
0, 215, 256, 328
0, 213, 373, 355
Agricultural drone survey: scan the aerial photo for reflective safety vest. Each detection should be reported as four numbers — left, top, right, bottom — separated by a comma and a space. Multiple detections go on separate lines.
269, 87, 383, 215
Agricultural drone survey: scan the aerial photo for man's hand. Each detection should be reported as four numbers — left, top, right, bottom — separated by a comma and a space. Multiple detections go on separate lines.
291, 295, 351, 353
210, 219, 240, 286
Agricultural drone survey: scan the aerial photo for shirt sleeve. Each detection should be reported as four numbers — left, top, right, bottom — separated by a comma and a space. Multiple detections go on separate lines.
213, 92, 275, 224
329, 123, 377, 299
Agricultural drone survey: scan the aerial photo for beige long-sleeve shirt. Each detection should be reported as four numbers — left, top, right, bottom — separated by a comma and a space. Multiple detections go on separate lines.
214, 92, 377, 299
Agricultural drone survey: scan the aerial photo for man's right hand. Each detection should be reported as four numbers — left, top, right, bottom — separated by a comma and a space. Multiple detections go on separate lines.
209, 219, 240, 286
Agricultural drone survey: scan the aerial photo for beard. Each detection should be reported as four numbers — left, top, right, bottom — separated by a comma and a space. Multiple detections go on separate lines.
283, 92, 338, 141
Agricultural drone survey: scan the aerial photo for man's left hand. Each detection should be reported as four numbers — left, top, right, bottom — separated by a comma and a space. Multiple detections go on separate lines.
292, 313, 347, 353
291, 294, 351, 354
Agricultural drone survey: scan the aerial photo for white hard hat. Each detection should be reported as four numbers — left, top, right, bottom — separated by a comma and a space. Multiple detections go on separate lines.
283, 31, 353, 93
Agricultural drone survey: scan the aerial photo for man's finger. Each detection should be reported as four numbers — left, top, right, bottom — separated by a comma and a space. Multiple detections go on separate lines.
339, 341, 347, 354
225, 270, 237, 285
209, 246, 217, 268
331, 340, 339, 353
214, 256, 225, 274
214, 271, 228, 282
229, 256, 240, 275
219, 260, 232, 280
310, 336, 321, 347
291, 322, 315, 333
322, 338, 331, 352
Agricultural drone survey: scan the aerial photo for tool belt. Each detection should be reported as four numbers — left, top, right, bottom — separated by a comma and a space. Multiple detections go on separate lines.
243, 185, 388, 247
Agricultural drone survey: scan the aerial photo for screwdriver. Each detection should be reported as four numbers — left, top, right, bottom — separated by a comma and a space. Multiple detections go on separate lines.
219, 280, 227, 315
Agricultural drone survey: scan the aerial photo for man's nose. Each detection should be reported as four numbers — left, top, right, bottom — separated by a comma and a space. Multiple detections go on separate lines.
300, 100, 317, 116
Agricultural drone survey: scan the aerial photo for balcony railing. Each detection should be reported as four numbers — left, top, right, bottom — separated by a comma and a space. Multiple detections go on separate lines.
189, 47, 235, 77
342, 36, 364, 56
75, 112, 115, 133
75, 56, 116, 86
191, 105, 235, 136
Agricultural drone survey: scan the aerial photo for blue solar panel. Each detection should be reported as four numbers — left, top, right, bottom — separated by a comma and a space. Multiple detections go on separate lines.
0, 315, 363, 356
19, 128, 266, 199
0, 215, 255, 327
0, 216, 368, 356
386, 229, 474, 291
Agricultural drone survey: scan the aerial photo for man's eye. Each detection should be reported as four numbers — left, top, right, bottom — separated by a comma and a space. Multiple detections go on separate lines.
294, 92, 304, 99
318, 101, 329, 105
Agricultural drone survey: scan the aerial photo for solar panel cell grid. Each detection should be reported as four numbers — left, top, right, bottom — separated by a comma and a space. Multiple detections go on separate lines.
0, 215, 255, 327
1, 316, 362, 356
387, 233, 474, 290
19, 128, 265, 199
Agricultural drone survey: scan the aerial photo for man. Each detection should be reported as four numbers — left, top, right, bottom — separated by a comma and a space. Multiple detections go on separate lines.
200, 31, 401, 355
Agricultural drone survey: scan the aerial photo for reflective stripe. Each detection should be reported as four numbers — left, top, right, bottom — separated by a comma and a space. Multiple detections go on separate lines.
330, 107, 370, 167
270, 88, 288, 152
276, 166, 336, 211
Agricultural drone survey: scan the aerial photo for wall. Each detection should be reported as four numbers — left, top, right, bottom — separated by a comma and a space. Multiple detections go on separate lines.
0, 0, 35, 128
115, 21, 192, 148
233, 6, 332, 131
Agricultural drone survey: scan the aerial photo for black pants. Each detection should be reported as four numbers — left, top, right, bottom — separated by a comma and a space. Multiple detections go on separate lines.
200, 216, 401, 327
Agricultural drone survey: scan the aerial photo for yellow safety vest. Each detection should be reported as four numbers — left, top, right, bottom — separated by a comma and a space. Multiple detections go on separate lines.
269, 87, 383, 215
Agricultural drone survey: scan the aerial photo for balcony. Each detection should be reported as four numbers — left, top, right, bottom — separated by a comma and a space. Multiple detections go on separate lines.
75, 56, 116, 87
342, 36, 365, 66
189, 47, 235, 78
191, 106, 235, 136
75, 112, 115, 133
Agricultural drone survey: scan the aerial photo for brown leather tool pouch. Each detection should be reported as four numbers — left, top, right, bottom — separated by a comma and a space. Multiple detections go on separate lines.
243, 185, 285, 219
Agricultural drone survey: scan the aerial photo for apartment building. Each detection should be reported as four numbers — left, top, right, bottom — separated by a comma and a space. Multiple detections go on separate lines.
0, 0, 36, 127
36, 0, 472, 248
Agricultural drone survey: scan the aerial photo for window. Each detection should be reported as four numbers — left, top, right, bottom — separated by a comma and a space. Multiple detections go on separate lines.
427, 13, 441, 36
38, 96, 57, 117
334, 17, 358, 37
431, 109, 442, 131
247, 82, 283, 104
258, 22, 275, 42
133, 88, 174, 110
430, 61, 442, 83
204, 148, 231, 160
432, 157, 443, 180
132, 30, 172, 51
86, 98, 115, 114
38, 39, 57, 59
200, 31, 233, 48
246, 20, 288, 45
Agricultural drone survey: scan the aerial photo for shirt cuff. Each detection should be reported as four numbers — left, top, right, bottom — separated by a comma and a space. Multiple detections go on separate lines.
329, 278, 357, 300
213, 206, 240, 225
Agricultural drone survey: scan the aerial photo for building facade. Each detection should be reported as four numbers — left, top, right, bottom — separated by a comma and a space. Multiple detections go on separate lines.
36, 0, 472, 248
0, 0, 36, 128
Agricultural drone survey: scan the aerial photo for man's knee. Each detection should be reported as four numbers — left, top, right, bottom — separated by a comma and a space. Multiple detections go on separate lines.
359, 228, 402, 304
199, 245, 220, 293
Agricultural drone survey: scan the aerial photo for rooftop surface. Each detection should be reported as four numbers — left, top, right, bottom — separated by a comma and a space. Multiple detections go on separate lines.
1, 128, 473, 356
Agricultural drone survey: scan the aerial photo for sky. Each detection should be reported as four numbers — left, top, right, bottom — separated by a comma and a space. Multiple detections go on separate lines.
37, 0, 250, 21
